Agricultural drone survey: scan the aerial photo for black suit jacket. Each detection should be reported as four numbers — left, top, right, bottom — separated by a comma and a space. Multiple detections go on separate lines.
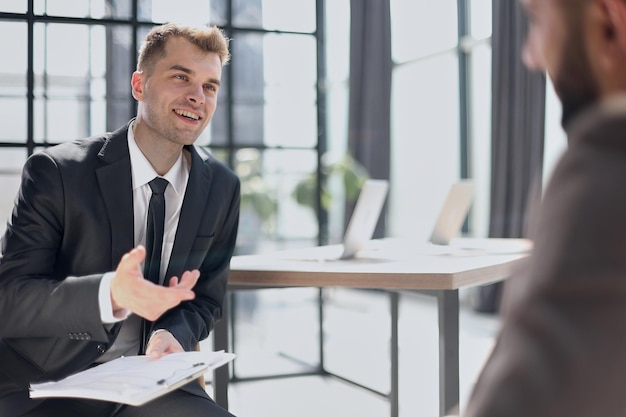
0, 122, 240, 416
464, 99, 626, 416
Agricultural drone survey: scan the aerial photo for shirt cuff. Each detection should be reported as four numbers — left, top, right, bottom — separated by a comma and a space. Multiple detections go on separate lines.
150, 328, 170, 340
99, 272, 131, 324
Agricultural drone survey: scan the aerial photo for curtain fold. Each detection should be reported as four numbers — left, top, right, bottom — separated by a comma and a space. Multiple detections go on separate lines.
472, 0, 546, 313
347, 0, 392, 238
489, 0, 546, 239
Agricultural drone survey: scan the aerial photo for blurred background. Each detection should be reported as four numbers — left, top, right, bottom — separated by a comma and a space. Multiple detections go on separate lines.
0, 1, 567, 416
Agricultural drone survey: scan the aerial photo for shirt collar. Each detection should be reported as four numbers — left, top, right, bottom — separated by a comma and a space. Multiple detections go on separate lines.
127, 121, 188, 195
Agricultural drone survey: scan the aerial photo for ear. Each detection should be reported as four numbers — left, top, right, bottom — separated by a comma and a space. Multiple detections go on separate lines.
130, 71, 145, 101
589, 0, 626, 78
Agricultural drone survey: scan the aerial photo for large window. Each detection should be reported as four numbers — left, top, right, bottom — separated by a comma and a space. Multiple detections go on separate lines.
388, 0, 492, 240
0, 0, 325, 249
0, 1, 498, 273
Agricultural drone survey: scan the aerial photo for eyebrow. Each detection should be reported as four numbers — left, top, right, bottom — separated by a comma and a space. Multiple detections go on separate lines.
169, 64, 221, 87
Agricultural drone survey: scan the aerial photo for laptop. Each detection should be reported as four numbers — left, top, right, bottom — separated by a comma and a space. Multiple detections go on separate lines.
428, 180, 475, 245
294, 179, 389, 261
420, 180, 533, 254
340, 179, 389, 259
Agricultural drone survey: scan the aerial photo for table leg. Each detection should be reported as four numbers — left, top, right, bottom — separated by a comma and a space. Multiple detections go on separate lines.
318, 288, 326, 373
390, 291, 399, 417
438, 290, 459, 417
213, 293, 230, 409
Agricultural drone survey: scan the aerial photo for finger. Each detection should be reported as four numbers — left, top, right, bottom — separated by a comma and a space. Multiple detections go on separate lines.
125, 245, 147, 266
117, 248, 147, 280
146, 340, 164, 360
167, 270, 199, 289
111, 246, 150, 311
151, 335, 184, 358
163, 343, 184, 355
130, 284, 196, 321
155, 286, 196, 306
177, 270, 200, 289
167, 287, 196, 301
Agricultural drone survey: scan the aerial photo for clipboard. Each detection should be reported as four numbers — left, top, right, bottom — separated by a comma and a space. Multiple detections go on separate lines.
29, 350, 235, 406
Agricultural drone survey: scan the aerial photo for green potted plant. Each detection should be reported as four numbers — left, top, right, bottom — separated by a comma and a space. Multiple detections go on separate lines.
235, 149, 277, 253
292, 153, 369, 215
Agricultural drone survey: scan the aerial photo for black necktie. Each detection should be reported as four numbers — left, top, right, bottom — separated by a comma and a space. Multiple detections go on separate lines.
144, 177, 169, 284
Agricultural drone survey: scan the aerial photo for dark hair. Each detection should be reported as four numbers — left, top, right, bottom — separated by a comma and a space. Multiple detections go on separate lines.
137, 23, 230, 74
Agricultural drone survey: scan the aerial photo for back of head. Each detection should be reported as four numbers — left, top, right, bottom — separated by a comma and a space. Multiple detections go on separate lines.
137, 23, 230, 75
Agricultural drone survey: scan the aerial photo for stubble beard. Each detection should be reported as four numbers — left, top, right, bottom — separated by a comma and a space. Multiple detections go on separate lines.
555, 16, 600, 129
143, 104, 203, 147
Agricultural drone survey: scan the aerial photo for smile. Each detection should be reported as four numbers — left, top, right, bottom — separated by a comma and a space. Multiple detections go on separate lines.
174, 109, 201, 121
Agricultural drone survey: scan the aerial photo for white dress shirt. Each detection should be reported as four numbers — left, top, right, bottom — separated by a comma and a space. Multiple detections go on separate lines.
96, 122, 190, 360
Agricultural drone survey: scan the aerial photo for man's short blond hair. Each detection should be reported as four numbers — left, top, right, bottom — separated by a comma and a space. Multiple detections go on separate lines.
137, 23, 230, 74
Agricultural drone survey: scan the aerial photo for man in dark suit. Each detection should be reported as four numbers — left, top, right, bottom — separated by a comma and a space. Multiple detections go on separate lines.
460, 0, 626, 416
0, 23, 239, 417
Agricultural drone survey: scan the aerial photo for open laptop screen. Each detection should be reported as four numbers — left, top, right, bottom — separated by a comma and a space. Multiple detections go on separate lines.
428, 180, 475, 245
341, 179, 389, 259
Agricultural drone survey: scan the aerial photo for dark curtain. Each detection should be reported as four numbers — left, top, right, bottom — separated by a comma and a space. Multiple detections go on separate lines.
105, 0, 134, 130
472, 0, 546, 313
347, 0, 392, 238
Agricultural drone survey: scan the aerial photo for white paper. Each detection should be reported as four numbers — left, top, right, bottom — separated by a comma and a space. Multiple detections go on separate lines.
29, 350, 235, 406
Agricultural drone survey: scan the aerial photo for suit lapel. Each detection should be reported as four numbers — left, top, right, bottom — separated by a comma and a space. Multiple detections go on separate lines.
164, 146, 213, 284
96, 125, 135, 268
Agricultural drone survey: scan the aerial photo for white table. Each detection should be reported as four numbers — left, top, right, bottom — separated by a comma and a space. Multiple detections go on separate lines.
213, 238, 531, 416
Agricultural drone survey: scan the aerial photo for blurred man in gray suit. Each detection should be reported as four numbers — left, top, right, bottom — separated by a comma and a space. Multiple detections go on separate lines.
462, 0, 626, 416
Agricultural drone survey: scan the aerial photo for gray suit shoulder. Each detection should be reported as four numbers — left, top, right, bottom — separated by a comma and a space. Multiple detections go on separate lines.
35, 129, 121, 163
192, 144, 240, 184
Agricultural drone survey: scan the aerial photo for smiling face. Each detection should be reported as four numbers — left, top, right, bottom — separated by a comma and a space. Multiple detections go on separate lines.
131, 36, 222, 148
522, 0, 600, 128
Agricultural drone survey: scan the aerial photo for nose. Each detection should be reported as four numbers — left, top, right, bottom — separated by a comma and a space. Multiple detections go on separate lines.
522, 38, 543, 71
187, 82, 205, 105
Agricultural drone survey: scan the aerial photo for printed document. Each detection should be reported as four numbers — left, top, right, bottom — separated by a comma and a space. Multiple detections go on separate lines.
29, 350, 235, 406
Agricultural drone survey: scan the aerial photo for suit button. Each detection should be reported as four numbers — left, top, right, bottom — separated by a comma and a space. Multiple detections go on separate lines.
97, 344, 107, 354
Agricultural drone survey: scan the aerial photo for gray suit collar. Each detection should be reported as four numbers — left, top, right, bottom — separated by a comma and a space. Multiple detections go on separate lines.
96, 123, 134, 268
164, 145, 214, 282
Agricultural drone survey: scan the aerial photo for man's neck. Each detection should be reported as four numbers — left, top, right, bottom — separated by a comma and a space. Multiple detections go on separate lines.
132, 121, 183, 176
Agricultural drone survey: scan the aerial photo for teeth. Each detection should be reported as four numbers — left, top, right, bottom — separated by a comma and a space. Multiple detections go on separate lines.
175, 109, 200, 120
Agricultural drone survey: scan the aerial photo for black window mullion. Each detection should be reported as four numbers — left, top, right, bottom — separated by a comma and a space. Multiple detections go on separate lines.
26, 0, 34, 156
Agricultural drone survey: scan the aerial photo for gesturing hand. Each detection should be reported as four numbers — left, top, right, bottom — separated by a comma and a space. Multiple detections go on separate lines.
110, 246, 199, 321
